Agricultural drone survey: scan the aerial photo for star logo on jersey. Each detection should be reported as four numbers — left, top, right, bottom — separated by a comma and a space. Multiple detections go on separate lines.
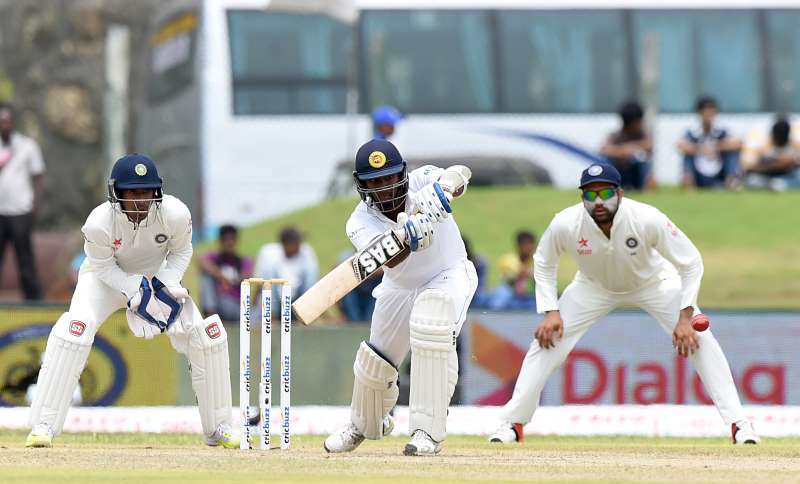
113, 238, 122, 248
577, 238, 592, 256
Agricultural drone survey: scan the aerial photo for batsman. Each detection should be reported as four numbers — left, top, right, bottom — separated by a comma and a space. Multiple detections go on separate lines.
324, 139, 477, 456
26, 154, 237, 448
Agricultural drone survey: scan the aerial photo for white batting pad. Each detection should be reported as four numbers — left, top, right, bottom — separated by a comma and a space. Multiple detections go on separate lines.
184, 314, 233, 436
447, 349, 459, 402
350, 341, 399, 440
409, 289, 457, 442
28, 314, 92, 435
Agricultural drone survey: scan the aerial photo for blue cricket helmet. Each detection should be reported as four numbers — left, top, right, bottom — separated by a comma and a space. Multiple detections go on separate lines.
107, 153, 164, 205
353, 139, 408, 213
354, 139, 406, 181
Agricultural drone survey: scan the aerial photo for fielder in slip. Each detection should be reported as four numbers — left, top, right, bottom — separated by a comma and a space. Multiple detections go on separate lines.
324, 139, 477, 456
490, 163, 760, 445
26, 154, 237, 449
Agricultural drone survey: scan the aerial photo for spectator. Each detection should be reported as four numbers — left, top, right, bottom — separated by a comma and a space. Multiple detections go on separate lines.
599, 100, 654, 190
741, 115, 800, 191
199, 225, 253, 321
0, 102, 44, 301
372, 105, 403, 140
488, 231, 536, 311
254, 226, 318, 301
337, 249, 381, 322
677, 96, 742, 189
463, 236, 490, 309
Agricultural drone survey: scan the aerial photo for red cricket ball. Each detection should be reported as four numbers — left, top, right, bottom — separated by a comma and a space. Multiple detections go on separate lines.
692, 313, 710, 332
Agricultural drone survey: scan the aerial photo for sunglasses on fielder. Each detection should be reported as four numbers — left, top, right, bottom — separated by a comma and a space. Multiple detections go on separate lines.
582, 187, 618, 202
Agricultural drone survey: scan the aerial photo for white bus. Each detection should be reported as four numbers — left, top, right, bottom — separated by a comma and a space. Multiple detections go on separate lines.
138, 0, 800, 230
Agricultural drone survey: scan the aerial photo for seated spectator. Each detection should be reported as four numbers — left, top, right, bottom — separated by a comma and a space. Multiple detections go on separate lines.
463, 236, 490, 309
337, 249, 381, 323
677, 96, 742, 189
741, 115, 800, 191
600, 100, 654, 190
199, 224, 253, 321
254, 226, 318, 302
488, 231, 536, 311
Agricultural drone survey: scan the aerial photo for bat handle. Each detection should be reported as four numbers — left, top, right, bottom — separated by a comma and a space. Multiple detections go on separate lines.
393, 227, 407, 245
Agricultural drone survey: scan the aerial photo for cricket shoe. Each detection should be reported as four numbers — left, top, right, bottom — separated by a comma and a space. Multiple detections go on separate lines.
324, 423, 365, 453
324, 415, 395, 453
25, 424, 54, 448
206, 423, 240, 449
488, 422, 524, 443
732, 421, 760, 444
403, 429, 442, 456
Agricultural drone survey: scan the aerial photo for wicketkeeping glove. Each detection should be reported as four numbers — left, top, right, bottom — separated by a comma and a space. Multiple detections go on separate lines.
151, 276, 188, 330
127, 276, 167, 333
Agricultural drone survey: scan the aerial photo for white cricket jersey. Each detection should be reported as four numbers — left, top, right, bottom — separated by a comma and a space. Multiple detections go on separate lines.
534, 198, 703, 313
346, 166, 467, 290
0, 132, 45, 215
80, 195, 193, 298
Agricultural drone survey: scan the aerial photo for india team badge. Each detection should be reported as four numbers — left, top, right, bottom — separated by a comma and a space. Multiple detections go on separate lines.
368, 151, 387, 169
135, 163, 148, 176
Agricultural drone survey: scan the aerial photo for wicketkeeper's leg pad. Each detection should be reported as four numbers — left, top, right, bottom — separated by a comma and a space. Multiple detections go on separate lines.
170, 312, 233, 437
351, 341, 399, 440
409, 289, 457, 443
28, 312, 93, 435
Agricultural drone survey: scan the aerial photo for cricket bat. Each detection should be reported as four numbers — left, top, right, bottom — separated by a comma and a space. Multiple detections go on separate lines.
292, 228, 406, 324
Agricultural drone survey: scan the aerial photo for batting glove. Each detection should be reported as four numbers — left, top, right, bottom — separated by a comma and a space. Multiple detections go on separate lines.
410, 182, 451, 222
397, 212, 435, 252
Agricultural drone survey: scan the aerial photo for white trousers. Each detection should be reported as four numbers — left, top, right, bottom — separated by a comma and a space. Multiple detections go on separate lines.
30, 271, 231, 436
369, 260, 478, 367
502, 276, 745, 426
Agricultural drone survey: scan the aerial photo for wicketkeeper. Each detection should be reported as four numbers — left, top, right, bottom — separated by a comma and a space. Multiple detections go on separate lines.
26, 154, 237, 448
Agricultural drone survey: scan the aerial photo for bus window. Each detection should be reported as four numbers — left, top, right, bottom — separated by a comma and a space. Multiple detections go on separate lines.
361, 10, 495, 114
496, 10, 631, 113
765, 10, 800, 112
632, 10, 762, 113
227, 10, 352, 115
148, 11, 198, 104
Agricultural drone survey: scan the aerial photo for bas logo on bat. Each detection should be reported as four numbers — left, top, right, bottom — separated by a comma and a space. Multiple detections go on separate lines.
353, 232, 403, 280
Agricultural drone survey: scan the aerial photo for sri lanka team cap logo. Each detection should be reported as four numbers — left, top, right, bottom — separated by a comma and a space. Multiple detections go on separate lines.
368, 151, 387, 169
135, 163, 148, 176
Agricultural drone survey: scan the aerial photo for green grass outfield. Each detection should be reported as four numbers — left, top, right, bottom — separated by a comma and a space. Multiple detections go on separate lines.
2, 432, 799, 483
187, 187, 800, 311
